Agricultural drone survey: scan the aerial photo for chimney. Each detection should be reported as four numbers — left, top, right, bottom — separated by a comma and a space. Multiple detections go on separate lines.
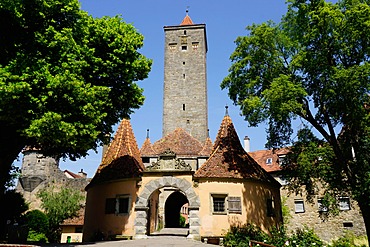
78, 169, 87, 178
244, 136, 250, 153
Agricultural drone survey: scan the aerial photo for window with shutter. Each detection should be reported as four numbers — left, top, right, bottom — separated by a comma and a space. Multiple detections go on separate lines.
228, 196, 242, 214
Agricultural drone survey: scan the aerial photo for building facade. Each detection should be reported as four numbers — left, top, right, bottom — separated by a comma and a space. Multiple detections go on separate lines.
249, 149, 367, 242
83, 13, 282, 243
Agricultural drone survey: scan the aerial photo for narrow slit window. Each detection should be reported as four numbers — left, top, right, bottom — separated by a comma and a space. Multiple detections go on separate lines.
183, 104, 185, 111
183, 74, 186, 79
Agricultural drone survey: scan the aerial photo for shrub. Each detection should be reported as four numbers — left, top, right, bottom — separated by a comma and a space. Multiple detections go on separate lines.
25, 210, 49, 235
179, 214, 186, 228
288, 227, 323, 247
27, 230, 48, 243
223, 223, 269, 247
331, 232, 368, 247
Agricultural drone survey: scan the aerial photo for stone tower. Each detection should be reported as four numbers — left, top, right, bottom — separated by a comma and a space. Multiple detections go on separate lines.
162, 11, 208, 143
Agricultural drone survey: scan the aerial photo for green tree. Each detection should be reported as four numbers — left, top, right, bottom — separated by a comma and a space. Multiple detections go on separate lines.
222, 0, 370, 244
0, 0, 151, 236
38, 187, 83, 242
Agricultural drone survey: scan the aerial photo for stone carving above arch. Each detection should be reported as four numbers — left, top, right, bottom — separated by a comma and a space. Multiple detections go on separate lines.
134, 177, 200, 240
145, 149, 192, 172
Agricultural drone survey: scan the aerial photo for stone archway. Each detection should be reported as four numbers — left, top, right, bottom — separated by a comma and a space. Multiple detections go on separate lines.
134, 177, 200, 240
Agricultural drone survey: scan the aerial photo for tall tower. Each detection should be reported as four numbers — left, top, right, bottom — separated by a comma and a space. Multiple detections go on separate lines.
162, 11, 208, 143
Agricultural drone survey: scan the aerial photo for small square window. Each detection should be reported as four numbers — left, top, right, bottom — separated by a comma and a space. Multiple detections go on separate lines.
212, 194, 227, 214
192, 42, 199, 50
182, 45, 187, 51
169, 43, 177, 51
317, 199, 328, 212
117, 196, 130, 214
339, 197, 350, 211
266, 158, 272, 165
294, 200, 305, 213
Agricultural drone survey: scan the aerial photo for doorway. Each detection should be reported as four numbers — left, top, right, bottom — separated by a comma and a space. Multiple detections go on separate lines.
164, 191, 189, 228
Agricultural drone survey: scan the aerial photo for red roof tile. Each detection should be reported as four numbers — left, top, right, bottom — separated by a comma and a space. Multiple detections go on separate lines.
198, 137, 213, 156
180, 14, 194, 25
152, 128, 203, 156
194, 115, 279, 185
249, 148, 289, 173
140, 137, 157, 156
61, 208, 84, 226
64, 170, 83, 179
88, 119, 144, 187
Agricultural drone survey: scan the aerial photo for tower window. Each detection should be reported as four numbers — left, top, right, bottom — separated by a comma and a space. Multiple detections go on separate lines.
192, 42, 199, 50
182, 45, 187, 51
184, 30, 187, 35
169, 43, 177, 51
183, 104, 185, 111
183, 61, 185, 65
183, 74, 186, 79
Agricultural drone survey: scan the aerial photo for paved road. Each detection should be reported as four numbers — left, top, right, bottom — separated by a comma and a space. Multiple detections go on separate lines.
40, 236, 213, 247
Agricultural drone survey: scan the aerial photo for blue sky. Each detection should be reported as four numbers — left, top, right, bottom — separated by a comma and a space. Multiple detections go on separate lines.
17, 1, 291, 177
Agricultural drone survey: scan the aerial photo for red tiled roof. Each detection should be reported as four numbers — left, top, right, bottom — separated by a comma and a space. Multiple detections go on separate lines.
194, 115, 279, 185
88, 119, 144, 187
140, 137, 157, 157
64, 170, 83, 179
249, 148, 289, 173
180, 14, 194, 25
198, 137, 213, 156
61, 208, 84, 226
152, 128, 203, 156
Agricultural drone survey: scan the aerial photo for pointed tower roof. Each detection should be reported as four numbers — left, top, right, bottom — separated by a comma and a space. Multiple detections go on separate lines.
194, 114, 279, 185
140, 129, 157, 156
87, 119, 144, 188
180, 10, 194, 25
153, 128, 203, 156
198, 130, 213, 157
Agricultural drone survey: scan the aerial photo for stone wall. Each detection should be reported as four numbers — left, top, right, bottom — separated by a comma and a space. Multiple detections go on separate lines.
17, 150, 90, 210
281, 188, 366, 243
163, 24, 208, 143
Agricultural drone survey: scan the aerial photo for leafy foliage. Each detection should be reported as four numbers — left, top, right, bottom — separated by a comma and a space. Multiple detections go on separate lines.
0, 0, 151, 237
179, 214, 186, 228
25, 210, 49, 235
27, 230, 48, 243
222, 0, 370, 243
288, 227, 323, 247
223, 224, 325, 247
223, 223, 269, 247
38, 187, 83, 242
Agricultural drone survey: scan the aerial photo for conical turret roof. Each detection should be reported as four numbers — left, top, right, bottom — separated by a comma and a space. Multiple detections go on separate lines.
87, 119, 144, 188
180, 11, 194, 25
140, 137, 156, 157
195, 114, 279, 185
198, 136, 213, 157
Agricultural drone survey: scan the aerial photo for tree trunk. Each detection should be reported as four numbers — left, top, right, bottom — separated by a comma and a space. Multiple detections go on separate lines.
0, 126, 25, 240
358, 199, 370, 247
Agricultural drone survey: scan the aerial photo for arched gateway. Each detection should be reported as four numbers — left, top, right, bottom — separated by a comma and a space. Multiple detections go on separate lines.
134, 177, 200, 240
